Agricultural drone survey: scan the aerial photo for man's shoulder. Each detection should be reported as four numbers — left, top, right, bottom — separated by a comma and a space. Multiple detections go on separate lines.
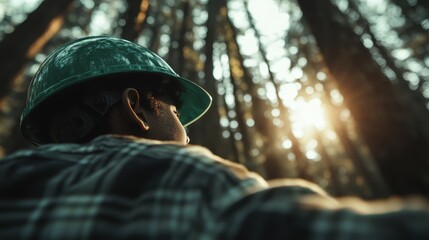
0, 134, 220, 167
0, 134, 264, 190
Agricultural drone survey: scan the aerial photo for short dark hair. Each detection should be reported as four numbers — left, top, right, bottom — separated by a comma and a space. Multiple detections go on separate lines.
46, 72, 184, 143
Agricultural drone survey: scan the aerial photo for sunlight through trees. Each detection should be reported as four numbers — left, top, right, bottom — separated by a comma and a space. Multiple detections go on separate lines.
0, 0, 428, 199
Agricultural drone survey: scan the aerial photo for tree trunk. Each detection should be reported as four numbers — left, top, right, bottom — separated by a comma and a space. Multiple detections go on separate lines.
189, 0, 228, 158
223, 20, 255, 166
223, 7, 298, 179
121, 0, 151, 41
297, 0, 429, 196
0, 0, 74, 105
242, 0, 311, 180
168, 0, 190, 75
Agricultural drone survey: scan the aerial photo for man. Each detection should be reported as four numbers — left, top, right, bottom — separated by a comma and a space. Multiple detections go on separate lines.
0, 36, 428, 239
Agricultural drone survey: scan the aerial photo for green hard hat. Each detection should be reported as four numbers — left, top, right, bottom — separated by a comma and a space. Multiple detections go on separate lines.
21, 36, 212, 145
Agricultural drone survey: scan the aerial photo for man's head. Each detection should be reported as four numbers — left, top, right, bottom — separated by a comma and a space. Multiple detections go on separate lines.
20, 36, 212, 145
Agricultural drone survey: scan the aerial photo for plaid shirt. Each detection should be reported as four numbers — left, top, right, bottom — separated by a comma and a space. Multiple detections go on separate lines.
0, 135, 428, 239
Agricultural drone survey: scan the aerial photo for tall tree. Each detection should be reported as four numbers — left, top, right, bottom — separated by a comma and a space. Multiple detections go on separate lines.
297, 0, 429, 196
222, 11, 260, 169
0, 0, 75, 156
223, 8, 290, 178
242, 0, 311, 180
188, 0, 229, 158
121, 0, 151, 41
0, 0, 74, 105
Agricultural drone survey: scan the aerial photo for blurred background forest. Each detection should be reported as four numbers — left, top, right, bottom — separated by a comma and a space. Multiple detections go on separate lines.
0, 0, 428, 199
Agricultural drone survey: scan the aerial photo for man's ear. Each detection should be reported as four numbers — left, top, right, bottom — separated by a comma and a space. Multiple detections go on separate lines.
122, 88, 150, 131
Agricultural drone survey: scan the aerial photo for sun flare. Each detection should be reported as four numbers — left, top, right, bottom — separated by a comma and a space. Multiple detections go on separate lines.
290, 98, 326, 137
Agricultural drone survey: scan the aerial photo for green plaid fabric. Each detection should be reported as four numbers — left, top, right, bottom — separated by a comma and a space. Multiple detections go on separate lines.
0, 135, 428, 239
